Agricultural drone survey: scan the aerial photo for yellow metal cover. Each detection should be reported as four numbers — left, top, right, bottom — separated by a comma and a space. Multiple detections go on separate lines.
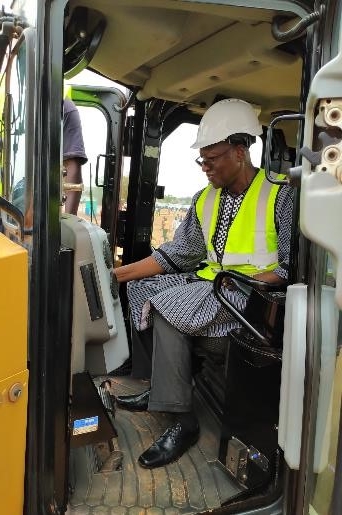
0, 234, 29, 515
0, 234, 28, 377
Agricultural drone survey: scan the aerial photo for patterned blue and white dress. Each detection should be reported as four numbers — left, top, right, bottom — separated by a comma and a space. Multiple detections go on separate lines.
128, 180, 293, 337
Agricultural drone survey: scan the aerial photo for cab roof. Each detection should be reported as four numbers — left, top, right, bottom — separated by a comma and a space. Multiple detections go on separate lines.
65, 0, 316, 135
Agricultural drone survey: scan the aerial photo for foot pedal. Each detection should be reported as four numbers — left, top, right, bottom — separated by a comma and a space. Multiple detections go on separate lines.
98, 450, 123, 473
97, 380, 116, 416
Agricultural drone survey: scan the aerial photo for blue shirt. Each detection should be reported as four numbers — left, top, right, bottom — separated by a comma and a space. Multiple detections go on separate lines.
63, 99, 87, 164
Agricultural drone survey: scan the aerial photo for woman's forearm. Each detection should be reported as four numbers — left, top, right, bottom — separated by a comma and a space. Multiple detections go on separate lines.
114, 255, 165, 283
253, 270, 287, 284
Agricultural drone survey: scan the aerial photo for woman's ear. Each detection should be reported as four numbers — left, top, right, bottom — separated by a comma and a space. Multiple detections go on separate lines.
235, 144, 247, 162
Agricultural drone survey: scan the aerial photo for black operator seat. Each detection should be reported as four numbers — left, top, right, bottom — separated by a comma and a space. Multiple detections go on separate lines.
268, 128, 295, 175
193, 129, 295, 415
212, 270, 287, 491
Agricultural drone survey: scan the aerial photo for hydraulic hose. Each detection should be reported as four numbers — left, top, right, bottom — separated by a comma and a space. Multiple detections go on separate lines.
271, 5, 323, 42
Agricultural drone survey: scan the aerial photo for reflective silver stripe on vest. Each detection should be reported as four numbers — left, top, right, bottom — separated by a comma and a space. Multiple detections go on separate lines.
201, 187, 217, 246
208, 249, 219, 262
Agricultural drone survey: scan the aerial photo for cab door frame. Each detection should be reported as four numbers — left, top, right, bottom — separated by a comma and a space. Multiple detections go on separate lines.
281, 1, 342, 514
67, 85, 127, 244
23, 1, 68, 514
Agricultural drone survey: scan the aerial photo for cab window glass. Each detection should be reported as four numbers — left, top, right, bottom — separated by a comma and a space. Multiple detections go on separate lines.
74, 105, 107, 224
152, 123, 207, 247
152, 126, 262, 247
9, 42, 27, 214
309, 251, 342, 515
250, 136, 262, 168
2, 33, 35, 240
118, 105, 134, 212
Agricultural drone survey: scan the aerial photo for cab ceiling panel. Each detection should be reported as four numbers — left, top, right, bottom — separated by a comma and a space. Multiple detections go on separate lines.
138, 21, 300, 107
67, 0, 304, 115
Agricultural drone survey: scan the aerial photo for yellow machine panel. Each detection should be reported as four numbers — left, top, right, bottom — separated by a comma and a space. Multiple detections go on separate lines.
0, 234, 29, 515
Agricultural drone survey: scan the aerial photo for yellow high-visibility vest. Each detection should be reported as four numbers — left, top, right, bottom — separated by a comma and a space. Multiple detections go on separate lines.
195, 169, 285, 280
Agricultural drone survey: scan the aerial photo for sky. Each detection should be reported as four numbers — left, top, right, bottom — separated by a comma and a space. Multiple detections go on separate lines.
66, 69, 124, 90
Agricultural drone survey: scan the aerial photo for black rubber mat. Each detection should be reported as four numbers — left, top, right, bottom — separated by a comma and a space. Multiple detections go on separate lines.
68, 376, 243, 514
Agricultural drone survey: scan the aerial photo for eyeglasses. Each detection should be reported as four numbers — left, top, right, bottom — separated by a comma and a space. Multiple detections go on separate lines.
195, 148, 231, 168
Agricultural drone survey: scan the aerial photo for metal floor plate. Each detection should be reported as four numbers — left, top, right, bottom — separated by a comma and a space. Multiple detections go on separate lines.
68, 376, 242, 514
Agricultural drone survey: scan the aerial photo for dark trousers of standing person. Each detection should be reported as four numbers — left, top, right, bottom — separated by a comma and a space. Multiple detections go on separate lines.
131, 311, 194, 413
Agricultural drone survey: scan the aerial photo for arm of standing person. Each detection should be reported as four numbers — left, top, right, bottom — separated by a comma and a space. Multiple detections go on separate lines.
63, 99, 87, 215
63, 158, 83, 215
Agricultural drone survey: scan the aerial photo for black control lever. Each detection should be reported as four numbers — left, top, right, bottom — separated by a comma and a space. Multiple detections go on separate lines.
213, 270, 287, 346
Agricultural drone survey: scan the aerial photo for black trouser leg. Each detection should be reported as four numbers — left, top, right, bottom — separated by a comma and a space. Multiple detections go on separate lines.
148, 311, 193, 413
131, 320, 153, 380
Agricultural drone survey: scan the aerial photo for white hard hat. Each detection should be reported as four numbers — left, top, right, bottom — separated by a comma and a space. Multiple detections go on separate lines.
191, 98, 263, 149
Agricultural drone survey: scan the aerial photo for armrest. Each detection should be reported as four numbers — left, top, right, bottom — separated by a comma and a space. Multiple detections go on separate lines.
213, 270, 287, 347
214, 269, 287, 292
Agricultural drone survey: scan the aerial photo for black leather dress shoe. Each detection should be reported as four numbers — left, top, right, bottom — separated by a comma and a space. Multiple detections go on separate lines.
138, 421, 200, 469
116, 389, 150, 411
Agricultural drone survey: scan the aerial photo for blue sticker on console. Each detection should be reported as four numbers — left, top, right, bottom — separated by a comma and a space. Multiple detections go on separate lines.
73, 416, 99, 435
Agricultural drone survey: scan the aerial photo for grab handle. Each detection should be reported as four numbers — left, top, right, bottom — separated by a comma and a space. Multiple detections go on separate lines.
0, 196, 24, 241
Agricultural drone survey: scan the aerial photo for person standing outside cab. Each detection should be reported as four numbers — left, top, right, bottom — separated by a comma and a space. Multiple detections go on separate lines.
113, 99, 293, 469
63, 98, 88, 214
161, 216, 168, 242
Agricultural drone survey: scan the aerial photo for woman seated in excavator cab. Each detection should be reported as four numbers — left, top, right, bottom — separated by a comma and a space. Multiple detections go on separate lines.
113, 98, 293, 469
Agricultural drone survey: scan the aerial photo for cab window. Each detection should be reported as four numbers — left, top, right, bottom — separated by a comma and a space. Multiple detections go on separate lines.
151, 127, 263, 247
152, 123, 207, 247
75, 105, 107, 224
